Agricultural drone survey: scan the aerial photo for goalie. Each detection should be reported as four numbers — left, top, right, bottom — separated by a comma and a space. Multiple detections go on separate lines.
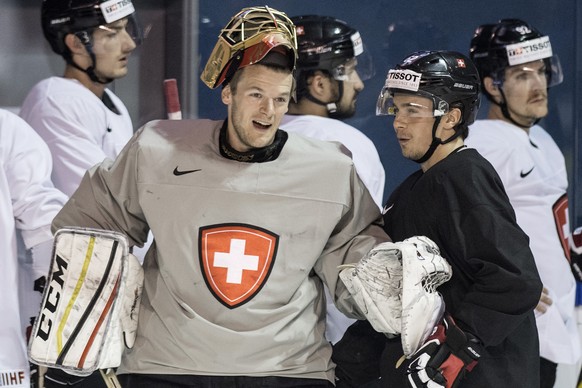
335, 50, 543, 388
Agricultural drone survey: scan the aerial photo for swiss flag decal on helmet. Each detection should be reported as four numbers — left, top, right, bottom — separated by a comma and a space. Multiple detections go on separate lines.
199, 223, 279, 308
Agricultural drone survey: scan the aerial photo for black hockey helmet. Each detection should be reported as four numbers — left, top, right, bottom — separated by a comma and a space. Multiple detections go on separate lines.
41, 0, 142, 58
469, 18, 562, 88
291, 15, 373, 81
377, 50, 481, 164
377, 50, 481, 127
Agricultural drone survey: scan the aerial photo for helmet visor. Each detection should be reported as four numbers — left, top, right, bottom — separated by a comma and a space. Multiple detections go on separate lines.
547, 55, 564, 87
331, 48, 375, 82
89, 14, 143, 55
493, 55, 563, 89
494, 35, 563, 88
376, 87, 449, 118
376, 68, 448, 117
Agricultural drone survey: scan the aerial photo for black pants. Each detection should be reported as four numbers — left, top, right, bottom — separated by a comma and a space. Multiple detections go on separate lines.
539, 357, 557, 388
44, 369, 333, 388
117, 374, 333, 387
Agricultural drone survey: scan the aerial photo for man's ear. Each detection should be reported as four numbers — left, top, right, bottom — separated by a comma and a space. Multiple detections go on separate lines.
483, 77, 502, 100
64, 33, 86, 54
444, 108, 462, 129
307, 71, 330, 98
221, 85, 232, 105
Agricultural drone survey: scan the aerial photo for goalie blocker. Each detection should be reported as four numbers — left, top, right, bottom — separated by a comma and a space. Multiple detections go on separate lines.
28, 227, 144, 378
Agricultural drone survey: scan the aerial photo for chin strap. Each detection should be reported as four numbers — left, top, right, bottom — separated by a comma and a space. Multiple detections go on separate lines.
413, 116, 464, 165
68, 31, 113, 85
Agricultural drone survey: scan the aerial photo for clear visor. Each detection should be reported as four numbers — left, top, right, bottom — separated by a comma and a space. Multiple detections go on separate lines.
92, 14, 145, 50
494, 55, 563, 88
376, 88, 449, 118
331, 47, 375, 82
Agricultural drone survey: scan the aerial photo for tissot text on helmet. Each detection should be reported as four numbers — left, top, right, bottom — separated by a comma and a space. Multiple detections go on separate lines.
386, 70, 421, 92
100, 0, 135, 24
506, 36, 552, 66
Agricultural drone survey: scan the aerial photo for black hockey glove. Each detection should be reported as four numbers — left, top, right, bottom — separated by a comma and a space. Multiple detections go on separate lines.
570, 227, 582, 282
570, 251, 582, 283
406, 313, 481, 388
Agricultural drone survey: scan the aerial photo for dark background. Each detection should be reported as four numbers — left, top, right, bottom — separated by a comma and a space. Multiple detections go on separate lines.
1, 0, 581, 225
196, 1, 582, 225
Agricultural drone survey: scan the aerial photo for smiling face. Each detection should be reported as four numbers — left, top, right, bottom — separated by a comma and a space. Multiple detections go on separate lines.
90, 17, 137, 79
221, 64, 293, 152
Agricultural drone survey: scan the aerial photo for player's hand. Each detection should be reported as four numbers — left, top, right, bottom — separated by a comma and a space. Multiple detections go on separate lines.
535, 286, 552, 315
406, 313, 481, 388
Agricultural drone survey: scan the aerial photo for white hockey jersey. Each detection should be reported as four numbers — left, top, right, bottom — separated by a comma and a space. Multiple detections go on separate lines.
0, 110, 67, 387
280, 114, 385, 209
18, 77, 152, 261
466, 119, 581, 364
19, 77, 134, 197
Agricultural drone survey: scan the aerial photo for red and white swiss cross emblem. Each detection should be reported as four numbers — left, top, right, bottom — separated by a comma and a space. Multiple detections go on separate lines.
199, 224, 279, 308
552, 194, 571, 262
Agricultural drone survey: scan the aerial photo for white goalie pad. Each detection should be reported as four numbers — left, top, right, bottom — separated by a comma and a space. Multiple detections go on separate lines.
28, 227, 144, 376
339, 236, 452, 357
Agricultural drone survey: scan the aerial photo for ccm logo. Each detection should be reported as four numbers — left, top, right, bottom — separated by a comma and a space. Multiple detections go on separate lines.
35, 255, 68, 341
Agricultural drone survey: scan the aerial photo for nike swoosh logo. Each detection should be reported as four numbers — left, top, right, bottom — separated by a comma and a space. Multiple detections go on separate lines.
173, 167, 201, 176
520, 166, 535, 178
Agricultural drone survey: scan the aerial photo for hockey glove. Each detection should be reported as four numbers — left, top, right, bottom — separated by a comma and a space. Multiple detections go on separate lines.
570, 227, 582, 282
406, 313, 481, 388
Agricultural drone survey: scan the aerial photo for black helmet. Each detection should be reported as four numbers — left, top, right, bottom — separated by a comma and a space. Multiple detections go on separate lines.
42, 0, 142, 57
377, 50, 481, 127
291, 15, 373, 81
290, 15, 372, 116
469, 18, 562, 88
377, 50, 480, 164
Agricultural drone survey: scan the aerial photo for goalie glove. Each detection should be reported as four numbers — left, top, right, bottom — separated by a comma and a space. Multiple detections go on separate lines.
339, 241, 404, 335
339, 236, 452, 357
406, 313, 481, 388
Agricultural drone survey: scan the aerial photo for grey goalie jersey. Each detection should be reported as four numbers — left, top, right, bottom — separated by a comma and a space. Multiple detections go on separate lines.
51, 119, 387, 383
